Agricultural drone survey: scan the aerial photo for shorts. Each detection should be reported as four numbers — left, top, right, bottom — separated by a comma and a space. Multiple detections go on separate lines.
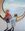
5, 19, 10, 23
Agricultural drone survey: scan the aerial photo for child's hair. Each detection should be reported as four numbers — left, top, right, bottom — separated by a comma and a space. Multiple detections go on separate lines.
14, 14, 17, 17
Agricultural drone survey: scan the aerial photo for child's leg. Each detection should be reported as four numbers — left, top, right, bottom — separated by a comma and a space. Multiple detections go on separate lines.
6, 25, 14, 31
11, 26, 14, 31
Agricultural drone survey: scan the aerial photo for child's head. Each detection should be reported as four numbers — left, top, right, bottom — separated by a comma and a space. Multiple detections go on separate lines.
14, 14, 17, 17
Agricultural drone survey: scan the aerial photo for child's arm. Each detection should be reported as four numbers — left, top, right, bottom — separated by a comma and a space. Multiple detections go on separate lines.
16, 12, 25, 22
0, 0, 5, 19
0, 15, 4, 20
